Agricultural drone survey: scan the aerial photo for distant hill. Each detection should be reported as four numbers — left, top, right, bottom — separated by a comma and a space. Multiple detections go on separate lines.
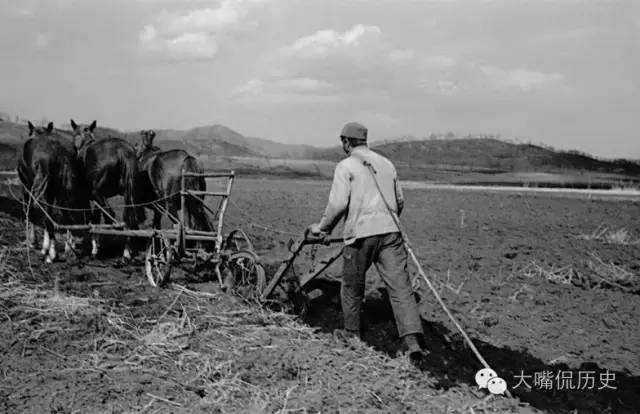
122, 124, 317, 159
1, 119, 639, 185
0, 142, 17, 168
304, 138, 640, 180
0, 121, 28, 145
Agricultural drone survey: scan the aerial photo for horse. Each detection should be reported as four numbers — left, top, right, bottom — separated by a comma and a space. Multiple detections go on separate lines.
135, 130, 212, 233
70, 119, 144, 261
17, 121, 90, 263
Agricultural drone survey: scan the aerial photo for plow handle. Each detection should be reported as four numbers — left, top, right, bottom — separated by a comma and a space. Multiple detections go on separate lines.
260, 230, 343, 301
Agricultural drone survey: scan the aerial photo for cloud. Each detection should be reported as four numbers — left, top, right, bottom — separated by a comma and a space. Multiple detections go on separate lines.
437, 80, 458, 96
231, 77, 341, 104
56, 0, 78, 8
237, 23, 463, 106
540, 26, 601, 42
388, 49, 415, 63
479, 65, 565, 92
286, 24, 382, 59
420, 55, 457, 70
137, 0, 210, 3
388, 49, 456, 71
351, 110, 401, 132
138, 0, 268, 61
154, 1, 258, 36
278, 24, 457, 81
35, 33, 52, 49
12, 7, 35, 17
139, 25, 218, 60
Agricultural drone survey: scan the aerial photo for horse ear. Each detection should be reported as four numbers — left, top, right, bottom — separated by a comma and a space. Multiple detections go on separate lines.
28, 121, 34, 134
89, 120, 97, 132
149, 130, 156, 141
70, 119, 77, 130
46, 122, 54, 133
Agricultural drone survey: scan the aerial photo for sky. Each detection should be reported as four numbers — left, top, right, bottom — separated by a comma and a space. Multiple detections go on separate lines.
0, 0, 638, 158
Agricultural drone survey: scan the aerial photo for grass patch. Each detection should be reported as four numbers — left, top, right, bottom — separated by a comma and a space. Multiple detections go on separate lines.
576, 225, 640, 245
0, 244, 529, 413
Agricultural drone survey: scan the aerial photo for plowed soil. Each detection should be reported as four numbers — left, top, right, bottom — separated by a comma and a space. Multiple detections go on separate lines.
1, 177, 639, 413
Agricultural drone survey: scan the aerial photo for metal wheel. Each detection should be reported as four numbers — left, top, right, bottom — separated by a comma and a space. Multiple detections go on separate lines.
227, 250, 266, 300
145, 233, 174, 287
225, 229, 255, 252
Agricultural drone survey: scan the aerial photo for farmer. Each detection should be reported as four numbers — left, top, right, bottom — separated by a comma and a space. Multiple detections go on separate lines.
307, 122, 426, 360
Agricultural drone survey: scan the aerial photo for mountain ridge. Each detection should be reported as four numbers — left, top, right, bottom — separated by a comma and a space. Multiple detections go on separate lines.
1, 119, 639, 181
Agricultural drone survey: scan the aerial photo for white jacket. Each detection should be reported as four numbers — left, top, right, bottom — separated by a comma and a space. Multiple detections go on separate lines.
318, 146, 404, 245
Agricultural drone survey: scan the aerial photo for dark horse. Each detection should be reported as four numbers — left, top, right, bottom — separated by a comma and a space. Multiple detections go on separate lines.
71, 119, 143, 260
135, 130, 212, 233
17, 121, 90, 263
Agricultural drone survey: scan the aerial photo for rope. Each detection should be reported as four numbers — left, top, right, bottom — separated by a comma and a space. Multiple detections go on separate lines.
351, 153, 512, 398
20, 183, 59, 228
228, 198, 299, 237
4, 178, 181, 212
7, 177, 298, 243
249, 222, 299, 237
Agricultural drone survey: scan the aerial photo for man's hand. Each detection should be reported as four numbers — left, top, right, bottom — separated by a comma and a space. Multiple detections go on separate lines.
307, 223, 323, 237
306, 223, 330, 245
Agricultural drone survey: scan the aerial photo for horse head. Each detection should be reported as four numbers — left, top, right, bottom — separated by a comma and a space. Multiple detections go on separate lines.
137, 129, 160, 160
141, 129, 156, 148
27, 121, 54, 138
70, 119, 97, 152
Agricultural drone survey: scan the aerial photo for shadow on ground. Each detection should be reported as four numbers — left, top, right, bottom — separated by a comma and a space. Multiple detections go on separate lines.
302, 281, 640, 414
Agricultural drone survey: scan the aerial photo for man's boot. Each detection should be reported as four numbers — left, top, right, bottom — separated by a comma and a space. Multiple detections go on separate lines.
403, 333, 425, 362
334, 328, 360, 342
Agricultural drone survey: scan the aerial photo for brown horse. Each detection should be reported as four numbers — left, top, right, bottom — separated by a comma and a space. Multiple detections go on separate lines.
71, 119, 143, 261
17, 121, 90, 263
135, 130, 212, 233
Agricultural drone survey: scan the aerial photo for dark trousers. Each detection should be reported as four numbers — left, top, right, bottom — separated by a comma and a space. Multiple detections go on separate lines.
341, 232, 423, 338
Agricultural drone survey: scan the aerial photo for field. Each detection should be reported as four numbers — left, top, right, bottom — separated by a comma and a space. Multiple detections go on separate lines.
1, 178, 639, 413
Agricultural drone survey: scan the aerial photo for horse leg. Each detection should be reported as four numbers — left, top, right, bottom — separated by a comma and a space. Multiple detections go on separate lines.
90, 192, 111, 258
43, 200, 57, 264
90, 205, 101, 258
121, 203, 134, 263
152, 206, 162, 229
23, 189, 37, 248
189, 197, 206, 250
27, 185, 50, 257
64, 230, 72, 255
64, 229, 78, 260
122, 237, 132, 262
45, 223, 57, 264
41, 227, 51, 256
167, 197, 179, 229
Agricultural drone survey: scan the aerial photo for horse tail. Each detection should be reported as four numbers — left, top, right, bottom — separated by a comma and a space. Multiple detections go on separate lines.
122, 154, 142, 228
29, 160, 50, 225
181, 156, 212, 233
58, 158, 77, 224
17, 140, 34, 189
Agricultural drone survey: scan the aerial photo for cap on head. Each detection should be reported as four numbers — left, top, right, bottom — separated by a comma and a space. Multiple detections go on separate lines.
340, 122, 367, 141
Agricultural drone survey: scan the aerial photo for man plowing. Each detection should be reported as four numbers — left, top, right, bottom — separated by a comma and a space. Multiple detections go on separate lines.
307, 122, 426, 362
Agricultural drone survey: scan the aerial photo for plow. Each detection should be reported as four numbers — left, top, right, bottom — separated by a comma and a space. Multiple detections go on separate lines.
1, 169, 346, 305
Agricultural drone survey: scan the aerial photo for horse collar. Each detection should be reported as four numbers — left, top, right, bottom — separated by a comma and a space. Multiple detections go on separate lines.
78, 137, 95, 157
